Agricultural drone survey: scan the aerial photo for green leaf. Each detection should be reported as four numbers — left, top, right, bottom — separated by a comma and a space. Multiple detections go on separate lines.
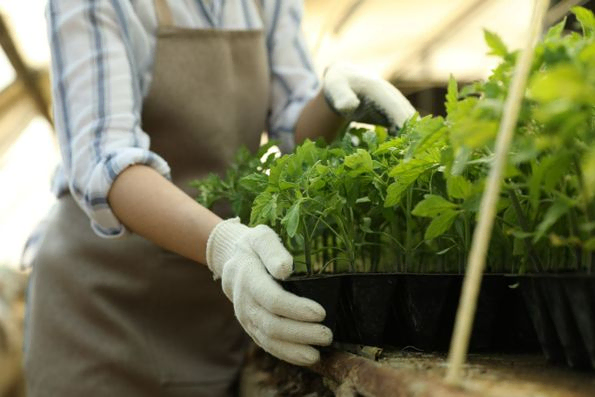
385, 159, 436, 207
250, 191, 277, 226
508, 229, 534, 239
389, 158, 435, 178
572, 6, 595, 37
447, 175, 473, 199
360, 217, 373, 233
407, 117, 447, 159
296, 139, 319, 166
451, 147, 472, 175
529, 64, 588, 104
533, 198, 571, 243
384, 181, 407, 207
344, 149, 374, 174
374, 126, 388, 143
362, 130, 378, 151
239, 173, 267, 192
528, 154, 572, 211
445, 75, 458, 115
425, 209, 459, 240
545, 18, 566, 41
484, 29, 509, 58
513, 236, 525, 256
282, 201, 301, 238
412, 195, 458, 217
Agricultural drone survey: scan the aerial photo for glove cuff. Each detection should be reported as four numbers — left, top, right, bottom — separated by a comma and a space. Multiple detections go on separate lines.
206, 217, 249, 278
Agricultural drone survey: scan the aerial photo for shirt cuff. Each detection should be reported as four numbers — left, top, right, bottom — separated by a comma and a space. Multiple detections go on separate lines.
77, 148, 171, 239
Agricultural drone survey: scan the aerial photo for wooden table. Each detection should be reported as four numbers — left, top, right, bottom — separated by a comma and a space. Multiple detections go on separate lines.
240, 345, 595, 397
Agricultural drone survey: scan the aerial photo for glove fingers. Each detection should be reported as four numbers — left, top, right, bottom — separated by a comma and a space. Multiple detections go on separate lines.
248, 269, 326, 322
323, 67, 360, 115
359, 80, 415, 128
241, 303, 328, 366
256, 334, 322, 367
249, 225, 294, 280
253, 304, 333, 346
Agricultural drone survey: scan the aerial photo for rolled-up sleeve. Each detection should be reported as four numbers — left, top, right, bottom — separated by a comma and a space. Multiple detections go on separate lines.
265, 0, 320, 153
47, 0, 170, 238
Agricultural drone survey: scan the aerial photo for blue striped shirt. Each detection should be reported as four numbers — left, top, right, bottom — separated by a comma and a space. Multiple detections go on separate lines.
47, 0, 319, 238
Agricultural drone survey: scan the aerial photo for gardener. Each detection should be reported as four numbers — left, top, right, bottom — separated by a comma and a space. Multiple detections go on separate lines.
25, 0, 415, 395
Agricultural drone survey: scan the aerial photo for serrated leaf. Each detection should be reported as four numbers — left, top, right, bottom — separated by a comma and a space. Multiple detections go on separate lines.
250, 191, 277, 226
425, 209, 459, 240
407, 116, 447, 159
446, 75, 459, 115
412, 195, 458, 217
239, 173, 267, 192
484, 29, 509, 58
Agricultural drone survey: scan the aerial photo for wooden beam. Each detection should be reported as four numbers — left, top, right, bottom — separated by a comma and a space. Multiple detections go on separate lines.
387, 0, 492, 83
311, 350, 480, 397
0, 13, 51, 122
0, 79, 39, 156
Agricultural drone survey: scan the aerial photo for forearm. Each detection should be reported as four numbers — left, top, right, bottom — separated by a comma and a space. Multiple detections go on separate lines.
108, 165, 221, 265
294, 90, 344, 144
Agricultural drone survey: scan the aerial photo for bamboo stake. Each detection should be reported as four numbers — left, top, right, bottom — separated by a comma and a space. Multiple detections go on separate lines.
445, 0, 549, 385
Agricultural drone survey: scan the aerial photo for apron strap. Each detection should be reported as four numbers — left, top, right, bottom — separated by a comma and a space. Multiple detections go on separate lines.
154, 0, 174, 28
155, 0, 265, 30
254, 0, 265, 25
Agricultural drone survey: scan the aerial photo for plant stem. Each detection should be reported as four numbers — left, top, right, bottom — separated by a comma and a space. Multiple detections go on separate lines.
508, 188, 543, 272
406, 186, 413, 272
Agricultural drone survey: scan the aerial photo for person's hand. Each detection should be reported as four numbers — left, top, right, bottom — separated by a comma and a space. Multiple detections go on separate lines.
206, 218, 333, 366
323, 63, 416, 131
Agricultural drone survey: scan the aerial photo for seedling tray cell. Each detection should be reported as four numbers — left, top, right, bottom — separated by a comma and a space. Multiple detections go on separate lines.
282, 273, 534, 352
520, 275, 595, 370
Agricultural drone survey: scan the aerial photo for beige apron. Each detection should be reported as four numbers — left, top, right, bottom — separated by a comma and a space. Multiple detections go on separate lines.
25, 0, 269, 395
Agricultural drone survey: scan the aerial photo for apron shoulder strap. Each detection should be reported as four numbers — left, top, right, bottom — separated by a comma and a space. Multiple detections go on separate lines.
254, 0, 265, 26
154, 0, 174, 28
155, 0, 265, 30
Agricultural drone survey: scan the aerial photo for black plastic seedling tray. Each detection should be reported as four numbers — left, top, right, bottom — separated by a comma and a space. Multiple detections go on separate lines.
281, 273, 539, 353
518, 274, 595, 370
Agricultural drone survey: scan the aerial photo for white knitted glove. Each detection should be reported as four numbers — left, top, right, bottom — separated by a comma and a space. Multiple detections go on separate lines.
323, 63, 416, 131
206, 218, 333, 366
